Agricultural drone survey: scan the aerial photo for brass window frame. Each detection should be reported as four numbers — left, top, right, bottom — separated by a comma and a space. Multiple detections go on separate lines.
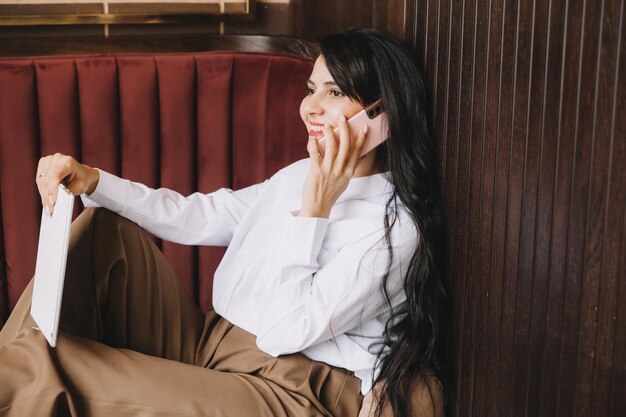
0, 1, 254, 26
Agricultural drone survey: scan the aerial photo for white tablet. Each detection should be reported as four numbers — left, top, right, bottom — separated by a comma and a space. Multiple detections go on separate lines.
31, 184, 74, 347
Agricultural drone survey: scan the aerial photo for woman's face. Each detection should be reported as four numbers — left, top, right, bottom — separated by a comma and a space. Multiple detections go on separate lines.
300, 56, 363, 139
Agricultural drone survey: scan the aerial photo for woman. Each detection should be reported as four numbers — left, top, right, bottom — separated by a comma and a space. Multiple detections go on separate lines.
0, 28, 447, 417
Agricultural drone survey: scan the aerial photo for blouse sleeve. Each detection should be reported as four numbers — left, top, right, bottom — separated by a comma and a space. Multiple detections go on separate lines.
81, 169, 267, 246
255, 210, 417, 356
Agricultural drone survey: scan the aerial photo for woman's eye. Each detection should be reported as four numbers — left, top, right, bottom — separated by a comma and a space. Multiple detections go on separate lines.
305, 88, 315, 95
329, 90, 345, 97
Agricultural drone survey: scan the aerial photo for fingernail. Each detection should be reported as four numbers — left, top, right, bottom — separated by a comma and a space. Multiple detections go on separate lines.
340, 114, 346, 123
363, 124, 369, 133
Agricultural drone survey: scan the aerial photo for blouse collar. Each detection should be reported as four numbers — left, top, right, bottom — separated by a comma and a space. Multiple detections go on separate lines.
336, 170, 393, 203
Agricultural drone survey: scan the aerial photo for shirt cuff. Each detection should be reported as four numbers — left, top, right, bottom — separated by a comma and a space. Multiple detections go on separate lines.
280, 212, 328, 265
80, 169, 128, 210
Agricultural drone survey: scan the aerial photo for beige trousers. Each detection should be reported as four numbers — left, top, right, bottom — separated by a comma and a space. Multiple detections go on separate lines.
0, 208, 362, 417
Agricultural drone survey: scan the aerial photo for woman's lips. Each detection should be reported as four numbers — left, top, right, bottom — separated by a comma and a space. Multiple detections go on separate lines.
307, 121, 334, 138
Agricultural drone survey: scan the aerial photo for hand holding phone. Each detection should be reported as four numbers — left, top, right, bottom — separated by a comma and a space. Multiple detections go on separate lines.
317, 99, 389, 158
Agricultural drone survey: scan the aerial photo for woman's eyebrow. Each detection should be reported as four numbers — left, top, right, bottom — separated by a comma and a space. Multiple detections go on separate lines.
307, 80, 339, 87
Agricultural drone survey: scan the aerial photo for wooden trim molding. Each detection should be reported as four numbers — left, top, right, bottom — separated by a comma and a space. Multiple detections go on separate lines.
0, 34, 319, 59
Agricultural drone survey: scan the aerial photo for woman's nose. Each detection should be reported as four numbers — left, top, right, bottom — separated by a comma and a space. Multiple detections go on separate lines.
303, 93, 324, 116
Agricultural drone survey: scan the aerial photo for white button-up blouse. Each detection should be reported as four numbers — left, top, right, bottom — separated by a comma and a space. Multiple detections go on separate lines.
82, 158, 418, 394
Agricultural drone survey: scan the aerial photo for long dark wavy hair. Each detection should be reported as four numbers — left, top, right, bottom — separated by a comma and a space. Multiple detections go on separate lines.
319, 28, 450, 417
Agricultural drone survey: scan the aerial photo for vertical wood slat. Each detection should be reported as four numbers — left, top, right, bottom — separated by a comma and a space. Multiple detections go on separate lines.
410, 0, 625, 416
608, 5, 626, 416
507, 2, 534, 415
537, 0, 569, 415
553, 0, 586, 414
463, 0, 488, 413
526, 0, 561, 415
477, 0, 506, 414
586, 0, 624, 416
573, 0, 607, 415
492, 0, 518, 415
450, 0, 474, 415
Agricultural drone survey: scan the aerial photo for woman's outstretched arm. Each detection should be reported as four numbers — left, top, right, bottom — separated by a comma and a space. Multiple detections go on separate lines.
35, 153, 266, 246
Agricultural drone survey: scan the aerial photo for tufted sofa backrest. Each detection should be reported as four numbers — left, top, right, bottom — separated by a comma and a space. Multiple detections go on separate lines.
0, 52, 313, 322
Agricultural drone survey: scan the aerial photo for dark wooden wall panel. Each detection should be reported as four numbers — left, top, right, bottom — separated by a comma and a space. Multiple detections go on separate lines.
409, 0, 625, 416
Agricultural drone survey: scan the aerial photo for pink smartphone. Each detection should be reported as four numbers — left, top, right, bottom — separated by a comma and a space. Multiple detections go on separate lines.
317, 99, 389, 157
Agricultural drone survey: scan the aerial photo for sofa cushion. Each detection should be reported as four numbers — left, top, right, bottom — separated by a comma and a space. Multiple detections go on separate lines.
0, 52, 313, 322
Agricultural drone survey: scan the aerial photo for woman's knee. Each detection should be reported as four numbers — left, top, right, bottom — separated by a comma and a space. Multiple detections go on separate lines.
66, 208, 150, 283
75, 207, 135, 232
71, 208, 146, 247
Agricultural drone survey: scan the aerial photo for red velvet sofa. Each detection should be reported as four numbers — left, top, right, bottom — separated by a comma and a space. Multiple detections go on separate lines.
0, 51, 313, 323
